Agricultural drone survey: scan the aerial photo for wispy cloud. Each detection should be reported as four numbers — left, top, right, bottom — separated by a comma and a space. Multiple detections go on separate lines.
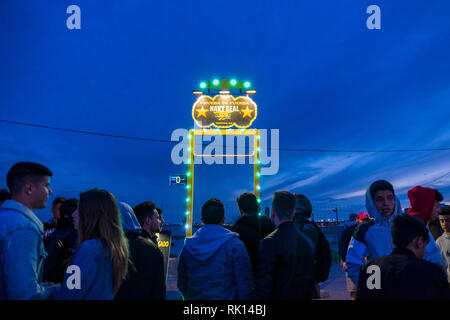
262, 153, 368, 200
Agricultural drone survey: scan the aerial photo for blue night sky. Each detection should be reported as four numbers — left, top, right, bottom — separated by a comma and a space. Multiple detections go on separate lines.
1, 1, 449, 223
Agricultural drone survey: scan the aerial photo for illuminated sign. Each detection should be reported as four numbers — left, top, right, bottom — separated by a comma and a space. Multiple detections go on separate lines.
170, 174, 187, 186
156, 230, 172, 284
192, 94, 257, 128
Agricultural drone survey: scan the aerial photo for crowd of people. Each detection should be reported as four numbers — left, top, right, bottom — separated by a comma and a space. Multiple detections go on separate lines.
0, 161, 449, 300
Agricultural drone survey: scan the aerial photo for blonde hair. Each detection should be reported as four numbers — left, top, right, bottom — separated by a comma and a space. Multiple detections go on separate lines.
78, 189, 129, 292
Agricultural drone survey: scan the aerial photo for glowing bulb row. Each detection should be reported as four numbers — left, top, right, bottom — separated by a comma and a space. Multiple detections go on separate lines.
199, 79, 251, 89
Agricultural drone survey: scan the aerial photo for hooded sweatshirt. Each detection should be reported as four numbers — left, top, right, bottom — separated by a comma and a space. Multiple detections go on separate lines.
407, 186, 436, 224
346, 187, 403, 285
177, 224, 253, 300
118, 202, 142, 233
407, 186, 446, 270
436, 233, 450, 282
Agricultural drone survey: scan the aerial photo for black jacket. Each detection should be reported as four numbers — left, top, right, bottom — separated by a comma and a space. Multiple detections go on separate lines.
231, 215, 275, 274
338, 224, 357, 262
253, 221, 315, 300
115, 231, 166, 300
141, 229, 158, 245
295, 215, 331, 282
357, 247, 450, 300
43, 227, 78, 284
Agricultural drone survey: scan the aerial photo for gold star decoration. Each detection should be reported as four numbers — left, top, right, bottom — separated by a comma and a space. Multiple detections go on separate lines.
241, 107, 253, 118
196, 106, 208, 118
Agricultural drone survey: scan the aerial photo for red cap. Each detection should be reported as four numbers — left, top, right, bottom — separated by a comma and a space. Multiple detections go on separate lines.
357, 212, 370, 220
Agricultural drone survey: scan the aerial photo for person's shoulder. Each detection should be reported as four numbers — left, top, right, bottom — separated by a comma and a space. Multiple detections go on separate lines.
415, 256, 445, 273
353, 220, 375, 242
77, 238, 104, 256
0, 209, 39, 235
435, 234, 449, 246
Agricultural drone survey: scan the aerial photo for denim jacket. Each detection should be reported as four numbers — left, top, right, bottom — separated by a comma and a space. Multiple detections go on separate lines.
0, 200, 58, 299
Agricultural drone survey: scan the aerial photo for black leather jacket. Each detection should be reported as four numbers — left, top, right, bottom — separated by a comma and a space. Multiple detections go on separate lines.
253, 221, 315, 300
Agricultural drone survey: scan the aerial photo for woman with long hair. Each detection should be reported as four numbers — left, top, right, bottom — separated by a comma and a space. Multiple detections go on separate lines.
54, 189, 129, 299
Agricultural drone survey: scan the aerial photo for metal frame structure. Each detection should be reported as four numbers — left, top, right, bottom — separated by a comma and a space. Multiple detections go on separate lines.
184, 128, 261, 237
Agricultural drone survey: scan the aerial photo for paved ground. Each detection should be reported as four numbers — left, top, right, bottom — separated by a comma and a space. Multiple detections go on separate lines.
166, 260, 350, 300
319, 263, 350, 300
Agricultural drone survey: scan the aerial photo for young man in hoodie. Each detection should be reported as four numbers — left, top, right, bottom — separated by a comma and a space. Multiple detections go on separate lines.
436, 207, 450, 282
407, 186, 446, 270
346, 180, 404, 287
231, 192, 275, 274
357, 214, 450, 300
177, 198, 253, 300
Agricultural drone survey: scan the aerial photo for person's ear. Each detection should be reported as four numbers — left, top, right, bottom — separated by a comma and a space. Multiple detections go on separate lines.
220, 216, 225, 225
24, 183, 33, 195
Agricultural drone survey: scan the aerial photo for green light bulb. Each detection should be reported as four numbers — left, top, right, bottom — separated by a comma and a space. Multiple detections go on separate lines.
212, 79, 220, 86
244, 81, 251, 88
230, 79, 237, 86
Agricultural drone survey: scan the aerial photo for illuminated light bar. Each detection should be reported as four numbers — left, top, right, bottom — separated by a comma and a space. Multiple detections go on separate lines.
192, 90, 203, 95
219, 90, 230, 95
246, 90, 257, 95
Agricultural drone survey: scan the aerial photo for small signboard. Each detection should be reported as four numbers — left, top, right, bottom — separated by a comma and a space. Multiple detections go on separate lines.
192, 94, 257, 128
156, 230, 172, 284
169, 174, 187, 186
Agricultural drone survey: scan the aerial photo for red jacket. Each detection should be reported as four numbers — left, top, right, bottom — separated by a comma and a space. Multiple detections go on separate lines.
407, 186, 436, 224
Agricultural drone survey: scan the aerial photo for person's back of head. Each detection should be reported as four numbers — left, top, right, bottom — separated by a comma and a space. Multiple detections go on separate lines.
201, 198, 225, 225
407, 186, 443, 224
293, 193, 312, 218
237, 192, 260, 216
6, 161, 53, 210
391, 214, 429, 259
272, 191, 296, 225
58, 198, 78, 229
78, 189, 128, 293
